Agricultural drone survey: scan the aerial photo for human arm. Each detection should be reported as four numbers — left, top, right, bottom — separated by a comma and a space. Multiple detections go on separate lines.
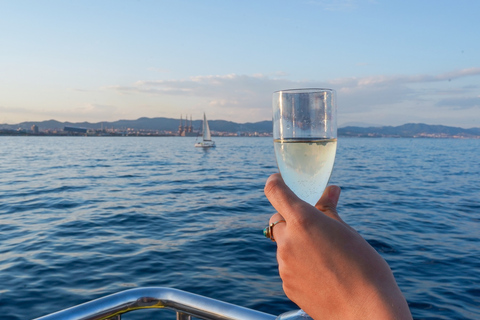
264, 173, 412, 320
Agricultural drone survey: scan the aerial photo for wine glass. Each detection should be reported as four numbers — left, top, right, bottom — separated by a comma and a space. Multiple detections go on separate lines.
272, 88, 337, 206
272, 89, 336, 319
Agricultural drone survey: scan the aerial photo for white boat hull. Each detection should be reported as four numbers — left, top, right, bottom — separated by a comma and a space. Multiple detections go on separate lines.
195, 141, 216, 148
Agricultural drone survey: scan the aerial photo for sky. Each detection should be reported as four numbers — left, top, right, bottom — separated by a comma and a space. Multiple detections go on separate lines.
1, 0, 479, 128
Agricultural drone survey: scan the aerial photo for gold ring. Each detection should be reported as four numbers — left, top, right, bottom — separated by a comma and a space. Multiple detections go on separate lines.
263, 219, 286, 241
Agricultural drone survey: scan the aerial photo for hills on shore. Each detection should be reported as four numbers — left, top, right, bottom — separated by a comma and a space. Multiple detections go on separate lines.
339, 123, 480, 138
0, 117, 271, 134
1, 117, 479, 138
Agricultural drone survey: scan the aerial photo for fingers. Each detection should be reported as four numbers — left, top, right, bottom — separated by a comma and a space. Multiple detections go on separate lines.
315, 185, 343, 222
264, 173, 306, 222
264, 173, 345, 243
269, 212, 284, 225
268, 212, 286, 243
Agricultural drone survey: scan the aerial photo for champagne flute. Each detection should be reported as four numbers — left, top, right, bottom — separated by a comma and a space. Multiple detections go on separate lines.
272, 89, 336, 319
273, 88, 337, 206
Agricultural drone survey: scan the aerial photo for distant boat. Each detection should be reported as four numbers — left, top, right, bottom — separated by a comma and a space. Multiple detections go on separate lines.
195, 113, 215, 148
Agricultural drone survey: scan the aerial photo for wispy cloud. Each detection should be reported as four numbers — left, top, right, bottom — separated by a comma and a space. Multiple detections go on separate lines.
109, 67, 480, 109
109, 74, 287, 97
71, 103, 119, 117
3, 68, 479, 126
332, 68, 480, 87
0, 103, 120, 123
107, 74, 310, 111
436, 96, 480, 109
102, 67, 480, 126
0, 106, 32, 114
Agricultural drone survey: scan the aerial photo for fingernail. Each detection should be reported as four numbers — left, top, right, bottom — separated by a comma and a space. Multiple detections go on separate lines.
328, 186, 340, 198
266, 173, 281, 184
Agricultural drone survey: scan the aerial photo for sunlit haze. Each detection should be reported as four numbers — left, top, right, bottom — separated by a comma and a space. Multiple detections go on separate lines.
1, 0, 479, 128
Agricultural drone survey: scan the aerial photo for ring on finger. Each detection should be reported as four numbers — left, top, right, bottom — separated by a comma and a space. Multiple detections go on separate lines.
263, 219, 286, 242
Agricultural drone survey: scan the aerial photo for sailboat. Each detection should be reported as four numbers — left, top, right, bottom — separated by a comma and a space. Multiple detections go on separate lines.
195, 113, 216, 148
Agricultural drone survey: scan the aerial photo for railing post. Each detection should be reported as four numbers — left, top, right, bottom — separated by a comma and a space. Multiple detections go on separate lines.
177, 311, 192, 320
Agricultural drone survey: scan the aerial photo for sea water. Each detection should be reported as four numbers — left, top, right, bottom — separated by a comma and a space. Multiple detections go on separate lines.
0, 136, 478, 320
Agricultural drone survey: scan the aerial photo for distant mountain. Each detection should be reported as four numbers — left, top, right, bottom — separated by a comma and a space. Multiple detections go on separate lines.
2, 118, 479, 138
339, 123, 480, 138
0, 117, 272, 133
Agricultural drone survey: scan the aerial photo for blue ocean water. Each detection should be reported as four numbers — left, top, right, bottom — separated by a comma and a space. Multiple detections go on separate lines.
0, 136, 478, 320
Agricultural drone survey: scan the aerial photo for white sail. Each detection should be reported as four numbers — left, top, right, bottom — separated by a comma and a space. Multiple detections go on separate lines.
195, 112, 215, 148
203, 113, 212, 141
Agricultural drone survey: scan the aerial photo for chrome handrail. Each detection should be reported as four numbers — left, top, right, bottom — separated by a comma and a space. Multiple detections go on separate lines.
34, 287, 277, 320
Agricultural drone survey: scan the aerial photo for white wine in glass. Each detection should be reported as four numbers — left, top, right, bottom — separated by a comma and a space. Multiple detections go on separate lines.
273, 88, 337, 205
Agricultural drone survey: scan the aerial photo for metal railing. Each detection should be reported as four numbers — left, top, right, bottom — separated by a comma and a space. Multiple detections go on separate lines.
34, 287, 277, 320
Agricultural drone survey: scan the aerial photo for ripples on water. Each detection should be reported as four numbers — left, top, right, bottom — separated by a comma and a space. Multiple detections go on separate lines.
0, 137, 478, 320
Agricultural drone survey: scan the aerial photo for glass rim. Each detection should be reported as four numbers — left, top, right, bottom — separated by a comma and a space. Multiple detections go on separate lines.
274, 88, 335, 94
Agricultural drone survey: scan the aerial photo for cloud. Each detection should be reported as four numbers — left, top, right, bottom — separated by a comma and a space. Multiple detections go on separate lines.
107, 74, 330, 121
209, 99, 239, 107
0, 106, 32, 114
73, 103, 118, 114
50, 103, 121, 122
107, 73, 318, 110
436, 96, 480, 109
103, 67, 480, 126
331, 68, 480, 88
3, 67, 479, 126
328, 68, 480, 113
0, 103, 120, 123
107, 69, 480, 105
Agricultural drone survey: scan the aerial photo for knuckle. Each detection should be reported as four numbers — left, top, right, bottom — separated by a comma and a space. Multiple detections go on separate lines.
290, 205, 312, 227
277, 241, 295, 267
282, 282, 296, 302
277, 244, 289, 261
278, 262, 287, 279
316, 200, 337, 213
282, 282, 290, 295
294, 213, 309, 226
269, 212, 282, 225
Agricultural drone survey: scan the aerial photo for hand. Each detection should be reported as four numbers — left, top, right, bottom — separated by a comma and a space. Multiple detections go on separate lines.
264, 173, 412, 320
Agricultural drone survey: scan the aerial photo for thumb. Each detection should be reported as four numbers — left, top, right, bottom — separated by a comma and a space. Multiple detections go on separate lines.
315, 185, 343, 222
264, 173, 308, 222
